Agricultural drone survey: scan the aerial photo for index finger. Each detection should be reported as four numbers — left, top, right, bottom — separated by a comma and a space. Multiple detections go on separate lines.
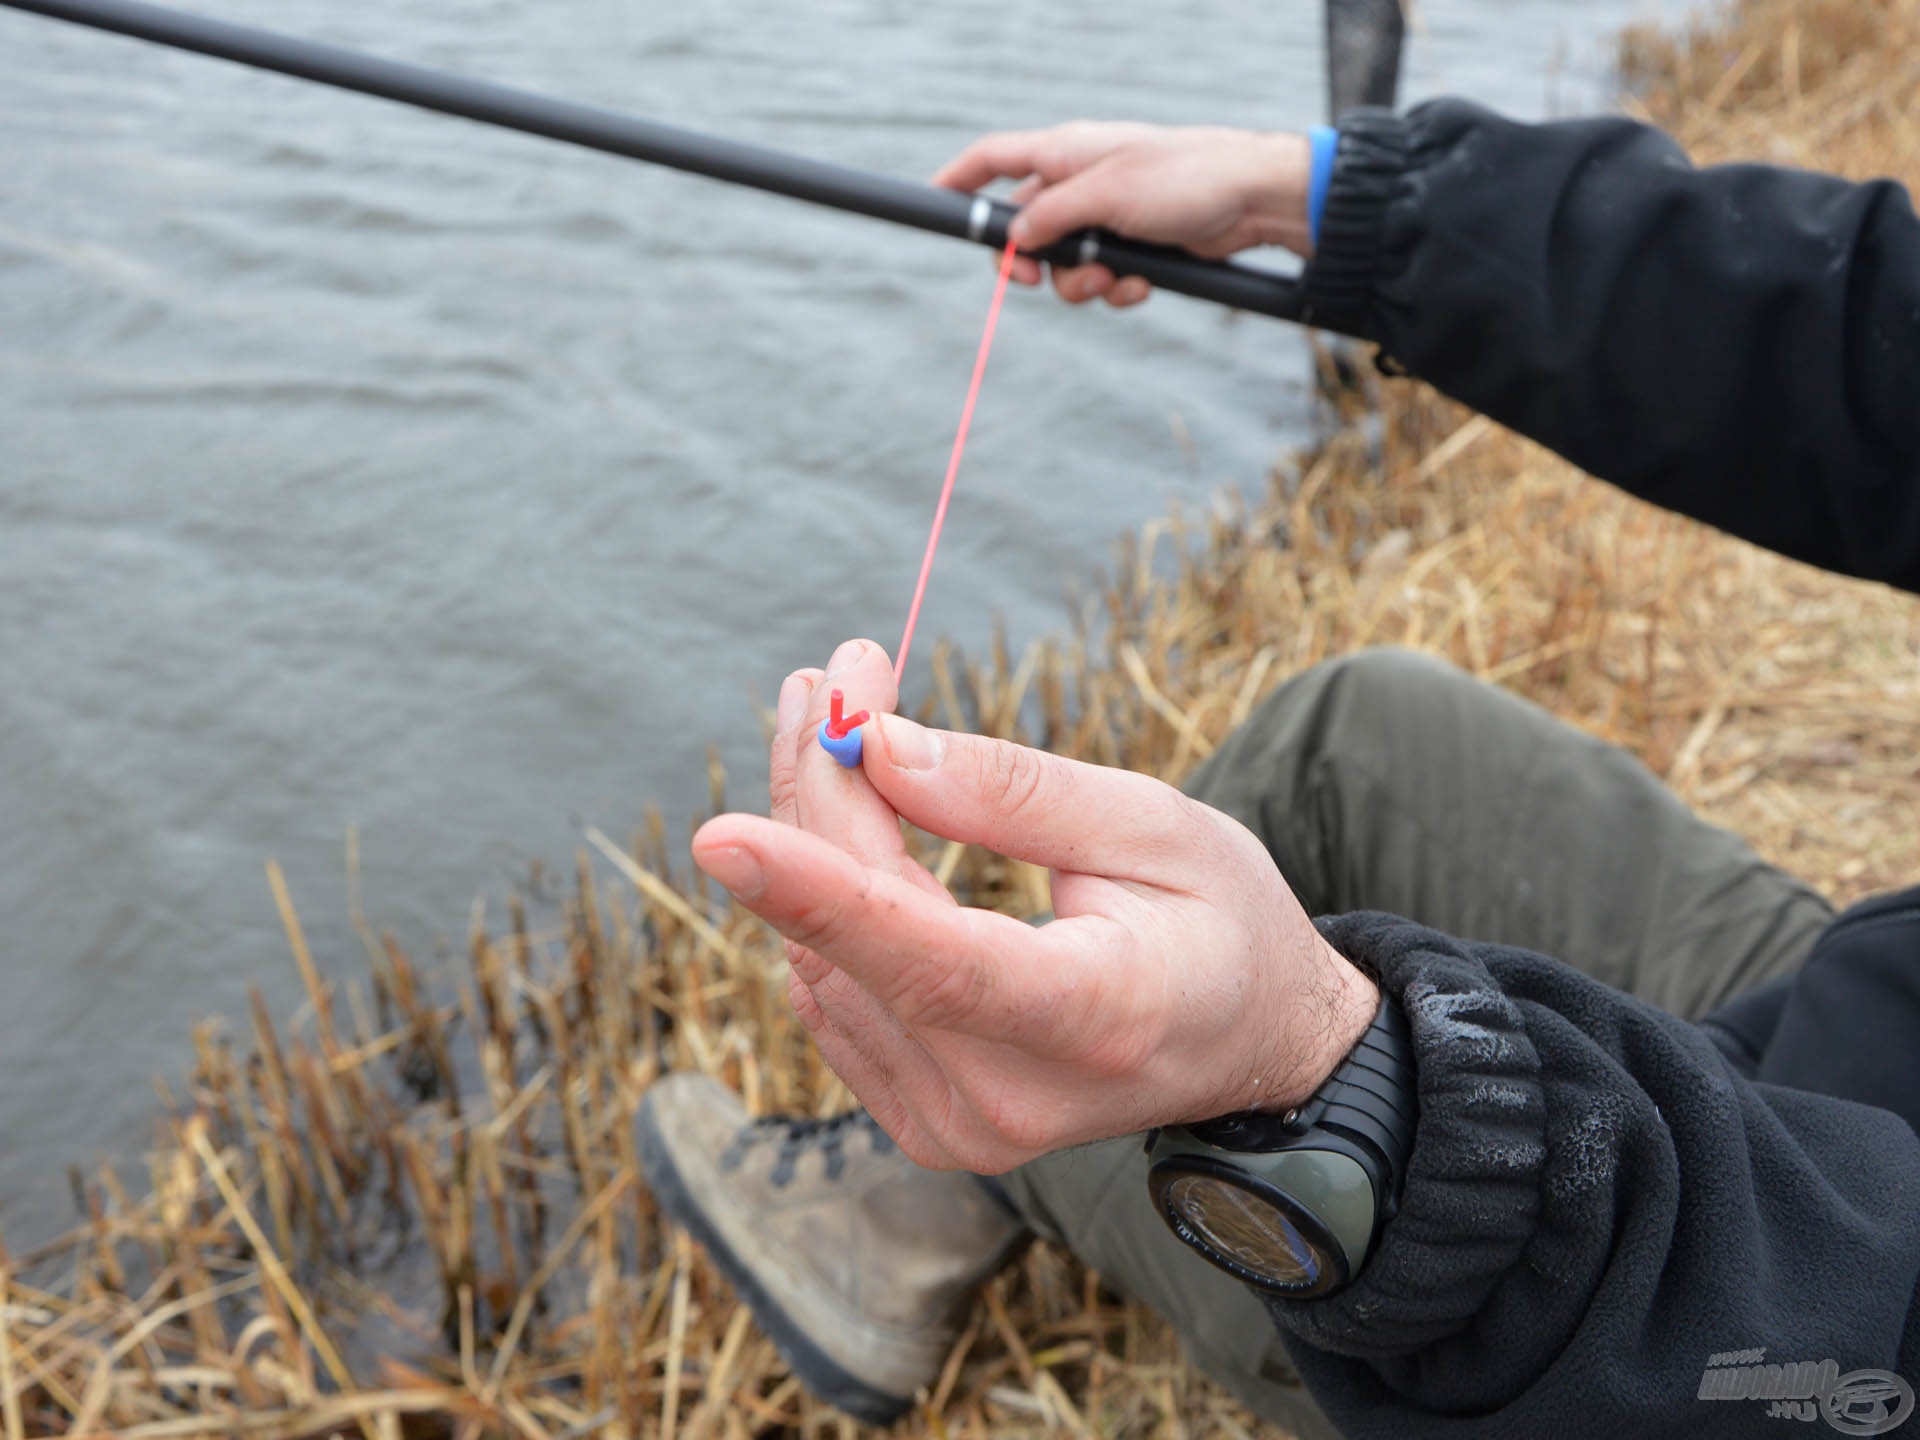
694, 812, 1084, 1038
931, 129, 1051, 194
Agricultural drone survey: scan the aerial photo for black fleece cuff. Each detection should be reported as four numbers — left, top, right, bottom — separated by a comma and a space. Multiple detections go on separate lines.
1300, 109, 1411, 342
1270, 913, 1549, 1355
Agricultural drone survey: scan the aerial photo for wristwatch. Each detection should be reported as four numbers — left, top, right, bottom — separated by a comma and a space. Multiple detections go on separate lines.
1146, 991, 1415, 1298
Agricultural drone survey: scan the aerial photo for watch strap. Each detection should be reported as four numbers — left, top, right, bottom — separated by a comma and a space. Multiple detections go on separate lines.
1188, 991, 1416, 1218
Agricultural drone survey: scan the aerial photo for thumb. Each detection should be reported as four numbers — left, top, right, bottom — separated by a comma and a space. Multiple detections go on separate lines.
863, 713, 1203, 883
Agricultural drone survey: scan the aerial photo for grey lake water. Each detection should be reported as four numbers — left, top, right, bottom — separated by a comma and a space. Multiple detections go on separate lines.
0, 0, 1682, 1243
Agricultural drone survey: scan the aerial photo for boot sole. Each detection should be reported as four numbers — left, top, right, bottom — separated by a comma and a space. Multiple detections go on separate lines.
634, 1100, 916, 1427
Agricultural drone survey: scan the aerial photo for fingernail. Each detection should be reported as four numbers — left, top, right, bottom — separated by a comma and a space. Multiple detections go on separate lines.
826, 639, 866, 677
1009, 216, 1031, 246
879, 713, 945, 771
776, 673, 812, 733
699, 843, 765, 900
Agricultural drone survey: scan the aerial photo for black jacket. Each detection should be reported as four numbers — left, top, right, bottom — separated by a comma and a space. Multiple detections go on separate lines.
1268, 102, 1920, 1437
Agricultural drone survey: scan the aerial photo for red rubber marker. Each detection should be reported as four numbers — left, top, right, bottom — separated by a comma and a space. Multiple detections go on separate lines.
819, 688, 870, 768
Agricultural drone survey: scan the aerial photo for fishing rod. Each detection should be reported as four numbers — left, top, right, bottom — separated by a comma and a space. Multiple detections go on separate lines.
2, 0, 1331, 328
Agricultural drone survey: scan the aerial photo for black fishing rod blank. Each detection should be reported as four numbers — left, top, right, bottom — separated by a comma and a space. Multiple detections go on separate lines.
1, 0, 1327, 328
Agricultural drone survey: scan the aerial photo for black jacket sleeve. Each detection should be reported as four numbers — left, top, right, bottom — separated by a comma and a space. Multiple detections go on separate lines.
1300, 101, 1920, 594
1260, 914, 1920, 1438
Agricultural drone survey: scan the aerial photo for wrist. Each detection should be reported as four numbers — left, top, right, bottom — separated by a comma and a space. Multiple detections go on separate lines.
1225, 935, 1380, 1117
1241, 131, 1316, 258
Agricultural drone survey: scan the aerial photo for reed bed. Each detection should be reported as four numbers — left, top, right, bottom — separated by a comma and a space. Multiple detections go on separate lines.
5, 0, 1917, 1433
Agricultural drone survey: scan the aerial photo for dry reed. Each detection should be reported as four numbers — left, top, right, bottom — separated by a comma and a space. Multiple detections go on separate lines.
4, 0, 1916, 1434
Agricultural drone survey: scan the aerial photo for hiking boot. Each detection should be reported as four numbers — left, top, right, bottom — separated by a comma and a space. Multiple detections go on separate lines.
635, 1073, 1029, 1425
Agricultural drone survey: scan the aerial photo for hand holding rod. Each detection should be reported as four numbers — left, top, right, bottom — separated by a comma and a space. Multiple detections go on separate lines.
968, 198, 1316, 326
0, 0, 1331, 329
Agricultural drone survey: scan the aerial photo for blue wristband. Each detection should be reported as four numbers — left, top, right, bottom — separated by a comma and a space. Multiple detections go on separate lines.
1307, 125, 1339, 247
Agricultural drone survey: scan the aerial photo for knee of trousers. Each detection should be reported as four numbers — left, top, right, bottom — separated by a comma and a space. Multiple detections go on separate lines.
1302, 646, 1469, 716
1196, 647, 1472, 797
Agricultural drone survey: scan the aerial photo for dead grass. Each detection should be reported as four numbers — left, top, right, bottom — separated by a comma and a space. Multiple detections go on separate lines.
4, 0, 1917, 1434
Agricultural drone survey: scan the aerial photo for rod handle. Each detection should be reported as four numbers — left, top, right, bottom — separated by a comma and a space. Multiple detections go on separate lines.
974, 197, 1316, 327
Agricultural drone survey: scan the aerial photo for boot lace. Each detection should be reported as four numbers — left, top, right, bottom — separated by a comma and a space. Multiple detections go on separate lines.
721, 1109, 893, 1187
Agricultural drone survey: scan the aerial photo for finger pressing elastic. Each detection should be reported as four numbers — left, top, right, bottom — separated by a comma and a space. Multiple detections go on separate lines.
794, 639, 914, 873
769, 667, 824, 827
807, 639, 897, 730
865, 714, 1208, 883
1005, 176, 1047, 285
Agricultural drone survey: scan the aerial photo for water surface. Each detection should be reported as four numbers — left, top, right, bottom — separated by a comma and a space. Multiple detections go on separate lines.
0, 0, 1677, 1242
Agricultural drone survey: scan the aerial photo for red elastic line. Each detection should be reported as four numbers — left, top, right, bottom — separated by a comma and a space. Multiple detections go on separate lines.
894, 235, 1020, 684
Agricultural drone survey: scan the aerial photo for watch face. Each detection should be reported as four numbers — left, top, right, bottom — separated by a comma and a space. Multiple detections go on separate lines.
1162, 1172, 1327, 1290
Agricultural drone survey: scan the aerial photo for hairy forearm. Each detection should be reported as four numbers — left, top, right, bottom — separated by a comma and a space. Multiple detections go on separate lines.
1303, 101, 1920, 593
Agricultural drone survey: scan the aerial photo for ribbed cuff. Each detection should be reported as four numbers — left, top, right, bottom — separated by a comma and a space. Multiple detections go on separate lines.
1270, 913, 1548, 1354
1299, 109, 1412, 340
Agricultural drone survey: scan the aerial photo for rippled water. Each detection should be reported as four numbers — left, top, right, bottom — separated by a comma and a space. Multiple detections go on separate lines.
0, 0, 1678, 1242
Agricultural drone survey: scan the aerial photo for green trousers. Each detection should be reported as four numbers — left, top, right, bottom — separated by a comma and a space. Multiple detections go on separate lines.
997, 648, 1834, 1439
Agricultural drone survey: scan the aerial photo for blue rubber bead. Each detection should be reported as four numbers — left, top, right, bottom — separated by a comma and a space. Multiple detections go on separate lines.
818, 721, 864, 768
